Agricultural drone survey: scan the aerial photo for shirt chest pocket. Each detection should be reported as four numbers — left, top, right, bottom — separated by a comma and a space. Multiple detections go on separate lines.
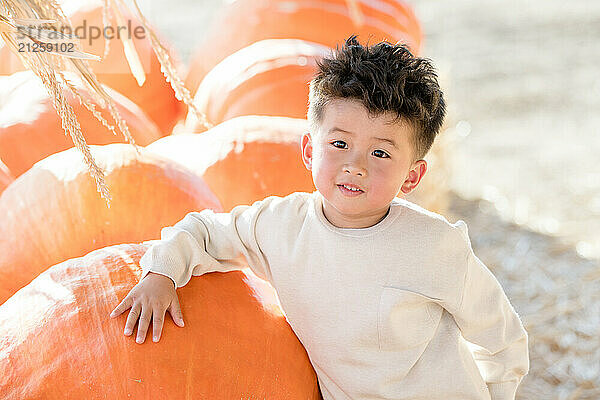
378, 286, 443, 351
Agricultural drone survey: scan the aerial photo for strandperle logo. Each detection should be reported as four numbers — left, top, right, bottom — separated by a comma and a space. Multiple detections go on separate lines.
8, 18, 153, 72
15, 19, 147, 46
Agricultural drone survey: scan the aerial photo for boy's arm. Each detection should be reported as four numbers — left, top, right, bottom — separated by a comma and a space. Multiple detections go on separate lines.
447, 222, 530, 400
139, 197, 275, 289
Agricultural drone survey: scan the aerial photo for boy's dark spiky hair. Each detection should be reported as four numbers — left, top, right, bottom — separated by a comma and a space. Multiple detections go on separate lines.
308, 35, 446, 161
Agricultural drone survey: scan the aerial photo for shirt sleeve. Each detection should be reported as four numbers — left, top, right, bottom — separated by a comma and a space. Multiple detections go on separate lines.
447, 221, 530, 400
138, 197, 275, 289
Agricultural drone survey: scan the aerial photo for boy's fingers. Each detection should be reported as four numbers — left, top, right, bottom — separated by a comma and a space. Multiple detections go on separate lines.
124, 303, 141, 336
136, 306, 152, 344
168, 296, 185, 327
152, 307, 165, 342
110, 296, 132, 318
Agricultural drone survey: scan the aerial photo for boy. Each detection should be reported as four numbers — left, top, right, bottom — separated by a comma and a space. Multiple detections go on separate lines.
110, 36, 529, 399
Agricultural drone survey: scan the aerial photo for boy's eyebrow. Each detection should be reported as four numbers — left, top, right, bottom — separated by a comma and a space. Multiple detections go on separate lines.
328, 127, 398, 149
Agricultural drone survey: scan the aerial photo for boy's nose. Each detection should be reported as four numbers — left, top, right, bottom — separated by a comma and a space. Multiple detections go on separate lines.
343, 164, 367, 177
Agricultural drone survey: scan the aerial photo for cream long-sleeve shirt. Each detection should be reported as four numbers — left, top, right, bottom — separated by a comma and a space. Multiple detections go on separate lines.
139, 190, 530, 400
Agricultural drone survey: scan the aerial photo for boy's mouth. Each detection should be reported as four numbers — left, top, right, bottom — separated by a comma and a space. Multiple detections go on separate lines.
337, 184, 364, 195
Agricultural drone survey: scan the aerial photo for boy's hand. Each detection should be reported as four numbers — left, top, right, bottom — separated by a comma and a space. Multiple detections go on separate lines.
109, 272, 185, 344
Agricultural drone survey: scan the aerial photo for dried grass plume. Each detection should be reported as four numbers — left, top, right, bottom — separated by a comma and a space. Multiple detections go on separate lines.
0, 0, 210, 206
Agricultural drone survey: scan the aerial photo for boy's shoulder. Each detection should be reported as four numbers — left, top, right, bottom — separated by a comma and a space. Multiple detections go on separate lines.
391, 196, 470, 244
390, 198, 474, 284
252, 190, 314, 216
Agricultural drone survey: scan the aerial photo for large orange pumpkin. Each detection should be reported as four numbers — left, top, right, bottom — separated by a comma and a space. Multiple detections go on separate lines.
0, 143, 222, 304
0, 243, 322, 399
148, 115, 315, 212
0, 70, 162, 178
59, 0, 187, 134
185, 39, 329, 131
185, 0, 423, 94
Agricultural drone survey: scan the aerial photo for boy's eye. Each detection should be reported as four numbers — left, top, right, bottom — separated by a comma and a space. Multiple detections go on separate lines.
373, 149, 390, 158
331, 140, 347, 149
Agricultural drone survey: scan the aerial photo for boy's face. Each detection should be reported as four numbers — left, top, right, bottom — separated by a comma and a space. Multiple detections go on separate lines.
301, 98, 427, 229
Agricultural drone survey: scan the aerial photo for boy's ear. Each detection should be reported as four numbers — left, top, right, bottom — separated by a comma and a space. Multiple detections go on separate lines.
301, 132, 313, 171
399, 160, 427, 195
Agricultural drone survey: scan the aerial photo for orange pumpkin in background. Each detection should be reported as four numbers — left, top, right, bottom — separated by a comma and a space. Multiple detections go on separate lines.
0, 143, 222, 304
0, 71, 162, 178
185, 39, 329, 132
185, 0, 423, 95
0, 159, 13, 195
59, 0, 187, 134
0, 243, 322, 399
148, 115, 315, 212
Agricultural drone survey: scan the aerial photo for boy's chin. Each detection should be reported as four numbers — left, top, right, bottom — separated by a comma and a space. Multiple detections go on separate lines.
329, 200, 367, 215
